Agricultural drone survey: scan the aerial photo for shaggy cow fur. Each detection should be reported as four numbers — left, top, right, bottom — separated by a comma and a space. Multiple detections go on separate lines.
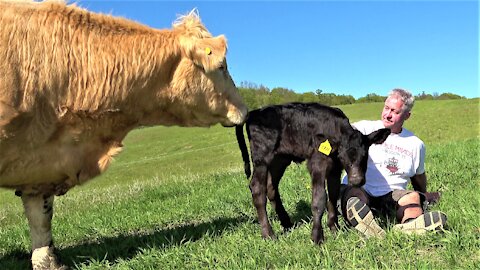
236, 102, 390, 244
0, 1, 247, 269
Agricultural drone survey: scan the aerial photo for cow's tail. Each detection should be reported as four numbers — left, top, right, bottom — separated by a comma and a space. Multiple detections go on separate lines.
235, 123, 251, 179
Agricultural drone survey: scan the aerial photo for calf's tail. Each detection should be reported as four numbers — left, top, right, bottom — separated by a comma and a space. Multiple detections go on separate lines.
235, 124, 251, 179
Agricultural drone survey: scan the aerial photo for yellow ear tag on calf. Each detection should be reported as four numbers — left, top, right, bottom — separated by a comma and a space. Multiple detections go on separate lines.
205, 47, 212, 55
318, 139, 332, 156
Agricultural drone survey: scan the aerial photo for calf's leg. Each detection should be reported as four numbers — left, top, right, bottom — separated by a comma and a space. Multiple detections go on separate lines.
326, 167, 342, 232
21, 194, 66, 270
267, 156, 293, 230
307, 156, 328, 244
250, 164, 275, 239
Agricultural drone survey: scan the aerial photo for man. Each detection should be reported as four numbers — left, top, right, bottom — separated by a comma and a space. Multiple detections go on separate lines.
340, 88, 447, 238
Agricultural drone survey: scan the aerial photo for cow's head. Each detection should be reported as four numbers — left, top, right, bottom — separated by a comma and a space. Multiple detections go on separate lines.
337, 128, 391, 186
163, 10, 247, 127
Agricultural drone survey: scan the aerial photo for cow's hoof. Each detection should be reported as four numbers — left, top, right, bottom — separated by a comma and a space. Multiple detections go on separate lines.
32, 246, 68, 270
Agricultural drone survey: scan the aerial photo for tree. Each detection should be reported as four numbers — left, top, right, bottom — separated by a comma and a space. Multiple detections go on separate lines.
416, 91, 434, 100
300, 92, 317, 103
437, 92, 465, 100
357, 93, 385, 103
237, 81, 467, 109
270, 87, 296, 104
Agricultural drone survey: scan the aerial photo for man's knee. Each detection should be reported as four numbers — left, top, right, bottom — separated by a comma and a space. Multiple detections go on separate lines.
396, 192, 423, 223
397, 191, 421, 206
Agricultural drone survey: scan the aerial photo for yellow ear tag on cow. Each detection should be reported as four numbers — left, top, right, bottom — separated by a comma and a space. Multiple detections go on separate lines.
205, 47, 212, 55
318, 139, 332, 156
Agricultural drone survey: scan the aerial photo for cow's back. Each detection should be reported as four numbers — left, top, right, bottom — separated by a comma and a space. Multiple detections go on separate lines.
0, 0, 156, 113
1, 1, 72, 109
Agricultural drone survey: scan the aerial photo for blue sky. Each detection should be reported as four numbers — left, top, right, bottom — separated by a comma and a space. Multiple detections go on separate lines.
76, 0, 479, 98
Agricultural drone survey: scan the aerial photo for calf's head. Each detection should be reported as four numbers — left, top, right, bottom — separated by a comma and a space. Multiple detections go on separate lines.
165, 13, 247, 127
337, 128, 391, 186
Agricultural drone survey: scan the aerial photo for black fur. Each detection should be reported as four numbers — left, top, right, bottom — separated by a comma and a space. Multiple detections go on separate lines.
236, 102, 390, 244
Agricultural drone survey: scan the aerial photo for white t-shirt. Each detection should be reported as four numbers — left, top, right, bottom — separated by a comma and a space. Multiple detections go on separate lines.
342, 120, 425, 197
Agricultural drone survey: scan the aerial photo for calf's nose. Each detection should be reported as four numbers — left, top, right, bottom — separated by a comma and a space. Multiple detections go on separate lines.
347, 170, 365, 187
348, 177, 366, 187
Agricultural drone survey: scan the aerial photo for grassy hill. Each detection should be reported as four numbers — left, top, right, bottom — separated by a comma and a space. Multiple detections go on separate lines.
0, 98, 478, 269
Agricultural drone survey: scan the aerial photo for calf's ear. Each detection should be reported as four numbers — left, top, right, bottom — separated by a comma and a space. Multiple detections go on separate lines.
367, 128, 391, 145
314, 134, 338, 155
189, 35, 227, 72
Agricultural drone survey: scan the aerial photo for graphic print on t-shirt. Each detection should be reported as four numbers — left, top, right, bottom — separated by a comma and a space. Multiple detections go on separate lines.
382, 142, 414, 176
385, 156, 399, 174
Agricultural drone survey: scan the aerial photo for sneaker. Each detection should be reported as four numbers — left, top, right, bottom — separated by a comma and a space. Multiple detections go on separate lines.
393, 211, 447, 234
346, 197, 386, 238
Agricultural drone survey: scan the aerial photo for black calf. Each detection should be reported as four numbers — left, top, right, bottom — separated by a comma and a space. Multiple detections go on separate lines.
236, 102, 390, 244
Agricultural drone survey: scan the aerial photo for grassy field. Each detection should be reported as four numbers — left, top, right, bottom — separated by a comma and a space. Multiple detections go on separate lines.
0, 99, 479, 269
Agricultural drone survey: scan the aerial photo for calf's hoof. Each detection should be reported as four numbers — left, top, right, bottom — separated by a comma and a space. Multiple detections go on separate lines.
32, 246, 68, 270
327, 223, 339, 234
311, 232, 325, 245
260, 224, 276, 240
261, 232, 277, 241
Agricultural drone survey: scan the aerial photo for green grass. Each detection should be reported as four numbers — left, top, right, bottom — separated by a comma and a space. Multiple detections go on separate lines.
0, 99, 479, 269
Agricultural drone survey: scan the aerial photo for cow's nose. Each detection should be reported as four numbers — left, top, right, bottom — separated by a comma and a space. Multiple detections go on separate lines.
225, 105, 247, 126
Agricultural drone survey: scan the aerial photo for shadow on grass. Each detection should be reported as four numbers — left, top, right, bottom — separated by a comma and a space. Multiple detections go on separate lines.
0, 215, 249, 269
0, 249, 30, 270
274, 199, 313, 237
291, 200, 313, 225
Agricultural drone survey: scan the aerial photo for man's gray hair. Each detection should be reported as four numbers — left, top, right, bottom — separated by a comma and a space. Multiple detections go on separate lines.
389, 88, 415, 112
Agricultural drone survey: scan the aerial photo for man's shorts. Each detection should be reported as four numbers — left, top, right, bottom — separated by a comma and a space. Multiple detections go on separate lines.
339, 185, 426, 217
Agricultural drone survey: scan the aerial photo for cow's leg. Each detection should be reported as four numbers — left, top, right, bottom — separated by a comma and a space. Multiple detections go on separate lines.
21, 194, 66, 270
250, 164, 275, 239
267, 155, 293, 230
307, 155, 329, 244
326, 166, 342, 233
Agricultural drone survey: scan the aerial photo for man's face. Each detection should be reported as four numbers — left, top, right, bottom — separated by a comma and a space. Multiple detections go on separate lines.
381, 95, 410, 133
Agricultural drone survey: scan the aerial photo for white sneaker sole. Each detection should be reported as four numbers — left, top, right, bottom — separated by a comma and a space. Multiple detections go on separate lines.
394, 211, 447, 234
346, 197, 386, 238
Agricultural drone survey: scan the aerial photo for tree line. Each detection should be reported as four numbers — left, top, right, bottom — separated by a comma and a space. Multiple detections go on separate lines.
238, 81, 466, 110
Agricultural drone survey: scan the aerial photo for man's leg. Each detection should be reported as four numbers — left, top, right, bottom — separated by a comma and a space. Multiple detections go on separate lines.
340, 185, 385, 238
396, 191, 423, 223
392, 190, 447, 234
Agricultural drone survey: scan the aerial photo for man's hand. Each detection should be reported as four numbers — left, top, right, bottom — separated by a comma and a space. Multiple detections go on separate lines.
424, 191, 441, 205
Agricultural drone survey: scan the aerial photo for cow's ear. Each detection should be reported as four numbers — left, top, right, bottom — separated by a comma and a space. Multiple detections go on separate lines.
189, 35, 227, 72
367, 128, 391, 145
314, 134, 338, 156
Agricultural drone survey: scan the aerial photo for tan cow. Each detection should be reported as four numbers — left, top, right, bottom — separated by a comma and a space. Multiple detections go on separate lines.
0, 0, 247, 268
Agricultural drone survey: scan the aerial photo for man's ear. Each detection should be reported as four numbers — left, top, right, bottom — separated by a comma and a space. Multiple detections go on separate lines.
188, 35, 227, 72
367, 128, 391, 145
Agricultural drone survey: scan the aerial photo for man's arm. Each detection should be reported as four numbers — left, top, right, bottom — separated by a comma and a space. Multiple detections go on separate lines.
411, 173, 427, 193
